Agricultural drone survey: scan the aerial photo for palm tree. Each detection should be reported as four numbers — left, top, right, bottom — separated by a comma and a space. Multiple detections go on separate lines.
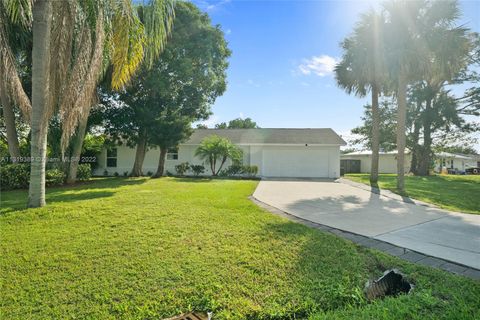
335, 10, 387, 184
1, 0, 175, 207
382, 0, 430, 192
382, 0, 471, 189
415, 1, 471, 176
195, 135, 243, 176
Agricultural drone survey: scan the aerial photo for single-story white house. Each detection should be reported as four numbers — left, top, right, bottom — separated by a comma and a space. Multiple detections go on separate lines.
341, 150, 479, 174
94, 128, 346, 178
433, 152, 479, 173
341, 150, 412, 174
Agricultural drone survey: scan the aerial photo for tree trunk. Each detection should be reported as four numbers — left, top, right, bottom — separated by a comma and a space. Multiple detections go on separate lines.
409, 119, 421, 175
211, 157, 216, 176
418, 98, 433, 176
66, 113, 88, 184
130, 128, 147, 176
370, 85, 380, 184
153, 148, 167, 178
216, 156, 227, 175
28, 0, 52, 208
396, 74, 407, 193
0, 93, 21, 159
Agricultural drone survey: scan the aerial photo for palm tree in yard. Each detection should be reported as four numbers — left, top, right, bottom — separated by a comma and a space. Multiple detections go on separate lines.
195, 136, 243, 176
1, 0, 175, 207
335, 10, 387, 184
382, 0, 430, 192
382, 0, 470, 190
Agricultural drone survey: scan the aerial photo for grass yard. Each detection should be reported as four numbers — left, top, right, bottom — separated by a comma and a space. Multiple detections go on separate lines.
344, 174, 480, 214
1, 178, 479, 319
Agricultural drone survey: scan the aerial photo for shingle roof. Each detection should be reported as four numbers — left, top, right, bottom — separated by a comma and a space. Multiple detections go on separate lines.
184, 128, 347, 145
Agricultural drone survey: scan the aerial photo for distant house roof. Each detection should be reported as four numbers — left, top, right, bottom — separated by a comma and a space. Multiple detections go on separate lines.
184, 128, 347, 145
342, 150, 410, 156
435, 152, 473, 160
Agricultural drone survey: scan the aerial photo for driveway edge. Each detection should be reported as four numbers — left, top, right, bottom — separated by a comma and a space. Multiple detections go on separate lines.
249, 196, 480, 281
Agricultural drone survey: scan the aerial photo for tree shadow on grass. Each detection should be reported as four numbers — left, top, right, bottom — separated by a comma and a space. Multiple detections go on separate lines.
0, 178, 147, 214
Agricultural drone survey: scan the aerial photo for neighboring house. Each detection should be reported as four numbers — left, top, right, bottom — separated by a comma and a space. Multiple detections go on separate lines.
95, 128, 346, 178
433, 152, 478, 173
340, 150, 412, 174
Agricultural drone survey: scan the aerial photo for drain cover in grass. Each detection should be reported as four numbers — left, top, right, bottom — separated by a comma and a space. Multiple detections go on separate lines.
365, 269, 413, 300
164, 312, 209, 320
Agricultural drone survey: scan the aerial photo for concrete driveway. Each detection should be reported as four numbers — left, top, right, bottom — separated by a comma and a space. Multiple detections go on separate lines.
253, 179, 480, 269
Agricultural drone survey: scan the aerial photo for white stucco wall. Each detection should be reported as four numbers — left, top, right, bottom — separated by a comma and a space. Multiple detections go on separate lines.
341, 153, 412, 174
94, 144, 341, 178
434, 157, 478, 172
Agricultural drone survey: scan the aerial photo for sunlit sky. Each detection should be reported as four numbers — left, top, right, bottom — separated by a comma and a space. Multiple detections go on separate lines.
191, 0, 480, 151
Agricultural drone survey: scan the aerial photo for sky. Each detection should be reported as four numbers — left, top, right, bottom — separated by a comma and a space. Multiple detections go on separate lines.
192, 0, 480, 151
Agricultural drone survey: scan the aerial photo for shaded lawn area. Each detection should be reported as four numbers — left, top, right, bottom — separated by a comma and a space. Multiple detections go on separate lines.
1, 178, 479, 319
344, 174, 480, 214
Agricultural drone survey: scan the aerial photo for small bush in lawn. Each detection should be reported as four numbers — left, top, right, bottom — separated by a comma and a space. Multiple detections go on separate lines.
175, 162, 190, 176
114, 172, 119, 177
224, 163, 244, 176
123, 171, 129, 177
190, 164, 205, 176
77, 164, 92, 181
45, 169, 65, 186
0, 163, 30, 190
146, 171, 153, 176
103, 170, 109, 176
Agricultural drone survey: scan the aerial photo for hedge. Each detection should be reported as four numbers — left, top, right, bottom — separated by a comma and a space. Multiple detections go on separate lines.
1, 163, 92, 190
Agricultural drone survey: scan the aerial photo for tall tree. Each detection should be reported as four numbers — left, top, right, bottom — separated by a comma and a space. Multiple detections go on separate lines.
335, 10, 387, 184
383, 0, 431, 191
1, 0, 175, 207
101, 2, 230, 177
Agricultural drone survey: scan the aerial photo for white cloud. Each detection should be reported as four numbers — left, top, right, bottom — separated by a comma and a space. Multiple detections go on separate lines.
239, 112, 244, 119
225, 29, 232, 35
196, 0, 231, 12
297, 55, 339, 77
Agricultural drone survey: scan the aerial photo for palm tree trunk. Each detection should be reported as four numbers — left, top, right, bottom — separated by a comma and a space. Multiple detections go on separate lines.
396, 74, 407, 192
153, 148, 167, 178
131, 128, 147, 177
370, 85, 380, 184
28, 0, 52, 208
66, 114, 88, 184
1, 94, 21, 159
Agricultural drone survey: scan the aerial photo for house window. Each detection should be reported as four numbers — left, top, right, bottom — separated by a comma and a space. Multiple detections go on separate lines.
106, 148, 117, 167
166, 147, 178, 160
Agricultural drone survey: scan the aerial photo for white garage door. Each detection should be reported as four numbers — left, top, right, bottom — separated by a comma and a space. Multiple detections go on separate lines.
262, 147, 330, 177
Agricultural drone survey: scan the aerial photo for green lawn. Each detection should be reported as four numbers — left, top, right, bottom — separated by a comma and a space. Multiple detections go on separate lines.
344, 174, 480, 214
1, 178, 479, 319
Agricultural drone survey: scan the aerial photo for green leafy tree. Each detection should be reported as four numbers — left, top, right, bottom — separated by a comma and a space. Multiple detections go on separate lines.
351, 100, 397, 152
215, 117, 259, 129
150, 115, 193, 178
336, 9, 388, 184
101, 2, 230, 177
194, 135, 242, 176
